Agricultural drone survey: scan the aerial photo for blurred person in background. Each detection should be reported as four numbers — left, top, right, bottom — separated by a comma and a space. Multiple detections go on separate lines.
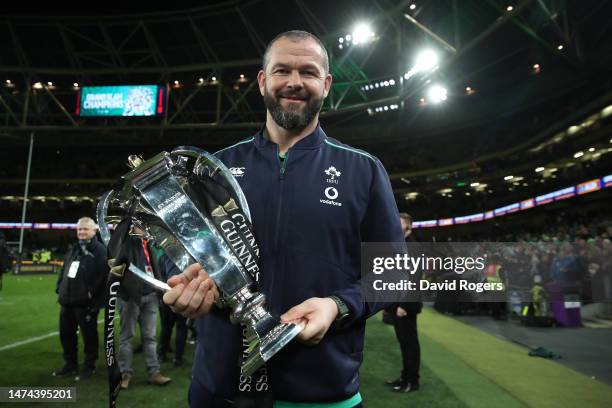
117, 236, 171, 389
0, 231, 12, 290
54, 217, 108, 380
550, 245, 578, 282
158, 254, 188, 367
386, 213, 422, 393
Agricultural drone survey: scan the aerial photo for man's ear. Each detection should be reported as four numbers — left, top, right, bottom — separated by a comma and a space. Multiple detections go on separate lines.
257, 70, 266, 96
323, 73, 333, 98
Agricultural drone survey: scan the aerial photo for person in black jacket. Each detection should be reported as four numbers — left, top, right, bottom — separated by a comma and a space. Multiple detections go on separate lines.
385, 213, 422, 393
54, 217, 108, 380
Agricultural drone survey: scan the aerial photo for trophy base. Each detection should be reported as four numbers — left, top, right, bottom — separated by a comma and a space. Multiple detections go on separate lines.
241, 321, 303, 376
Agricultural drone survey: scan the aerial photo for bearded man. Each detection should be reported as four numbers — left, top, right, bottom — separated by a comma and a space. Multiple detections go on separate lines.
163, 30, 404, 407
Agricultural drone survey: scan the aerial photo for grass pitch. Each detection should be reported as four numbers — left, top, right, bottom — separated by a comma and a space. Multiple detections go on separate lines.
1, 274, 610, 407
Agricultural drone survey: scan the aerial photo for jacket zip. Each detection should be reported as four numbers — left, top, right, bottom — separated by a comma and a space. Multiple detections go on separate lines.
274, 149, 289, 250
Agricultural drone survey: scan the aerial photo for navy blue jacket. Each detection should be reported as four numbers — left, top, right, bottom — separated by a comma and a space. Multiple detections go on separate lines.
193, 125, 403, 402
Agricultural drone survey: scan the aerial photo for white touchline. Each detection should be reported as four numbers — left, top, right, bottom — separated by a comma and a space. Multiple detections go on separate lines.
0, 318, 105, 352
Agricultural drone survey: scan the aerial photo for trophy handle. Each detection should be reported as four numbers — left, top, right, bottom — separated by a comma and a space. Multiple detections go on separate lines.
97, 190, 115, 246
171, 146, 252, 222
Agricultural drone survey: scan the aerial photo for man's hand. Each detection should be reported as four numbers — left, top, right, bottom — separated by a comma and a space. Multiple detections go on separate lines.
280, 297, 338, 345
162, 263, 220, 319
396, 306, 407, 318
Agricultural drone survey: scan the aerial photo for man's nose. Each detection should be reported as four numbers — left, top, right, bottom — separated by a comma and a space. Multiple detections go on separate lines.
286, 70, 303, 88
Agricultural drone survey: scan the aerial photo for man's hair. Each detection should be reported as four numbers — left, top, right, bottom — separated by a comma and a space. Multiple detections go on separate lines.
399, 213, 412, 224
262, 30, 329, 74
77, 217, 97, 228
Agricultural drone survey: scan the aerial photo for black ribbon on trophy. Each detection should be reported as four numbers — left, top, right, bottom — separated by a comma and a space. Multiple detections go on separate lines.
103, 219, 132, 408
97, 147, 301, 408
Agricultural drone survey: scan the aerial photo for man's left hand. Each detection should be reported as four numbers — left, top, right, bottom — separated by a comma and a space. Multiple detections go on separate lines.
280, 297, 338, 345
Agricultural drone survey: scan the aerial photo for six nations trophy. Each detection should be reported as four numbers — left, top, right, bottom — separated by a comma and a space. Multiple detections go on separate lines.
97, 146, 303, 386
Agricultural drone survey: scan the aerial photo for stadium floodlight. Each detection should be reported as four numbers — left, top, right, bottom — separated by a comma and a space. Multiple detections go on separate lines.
535, 167, 545, 172
470, 182, 480, 187
404, 49, 440, 79
33, 82, 43, 89
211, 76, 217, 82
588, 147, 595, 152
351, 23, 375, 45
557, 44, 564, 51
574, 151, 584, 158
405, 192, 418, 201
504, 175, 514, 181
506, 5, 513, 12
5, 79, 11, 84
410, 4, 417, 10
369, 104, 400, 115
73, 82, 79, 88
414, 49, 439, 72
362, 78, 398, 92
426, 84, 447, 103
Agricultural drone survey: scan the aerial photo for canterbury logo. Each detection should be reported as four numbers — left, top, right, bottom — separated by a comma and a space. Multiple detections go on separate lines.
230, 167, 246, 177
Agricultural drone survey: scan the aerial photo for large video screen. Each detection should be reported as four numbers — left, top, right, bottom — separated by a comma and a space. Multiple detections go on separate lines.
77, 85, 165, 117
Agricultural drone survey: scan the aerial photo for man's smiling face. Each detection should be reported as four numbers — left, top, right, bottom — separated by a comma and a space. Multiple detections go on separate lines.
258, 36, 332, 130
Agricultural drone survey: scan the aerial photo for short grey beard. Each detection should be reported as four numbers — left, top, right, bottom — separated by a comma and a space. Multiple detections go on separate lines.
264, 90, 323, 130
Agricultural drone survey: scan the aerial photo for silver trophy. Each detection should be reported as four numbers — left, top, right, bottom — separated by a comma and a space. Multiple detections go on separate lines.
97, 146, 302, 375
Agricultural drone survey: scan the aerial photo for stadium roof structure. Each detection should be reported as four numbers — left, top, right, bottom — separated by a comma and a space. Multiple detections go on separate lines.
0, 0, 611, 218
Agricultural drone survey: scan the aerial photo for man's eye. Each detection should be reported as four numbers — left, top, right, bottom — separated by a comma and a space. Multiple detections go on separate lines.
274, 69, 289, 74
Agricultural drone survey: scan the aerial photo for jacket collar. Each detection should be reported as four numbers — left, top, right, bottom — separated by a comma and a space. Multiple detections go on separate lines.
255, 123, 326, 150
